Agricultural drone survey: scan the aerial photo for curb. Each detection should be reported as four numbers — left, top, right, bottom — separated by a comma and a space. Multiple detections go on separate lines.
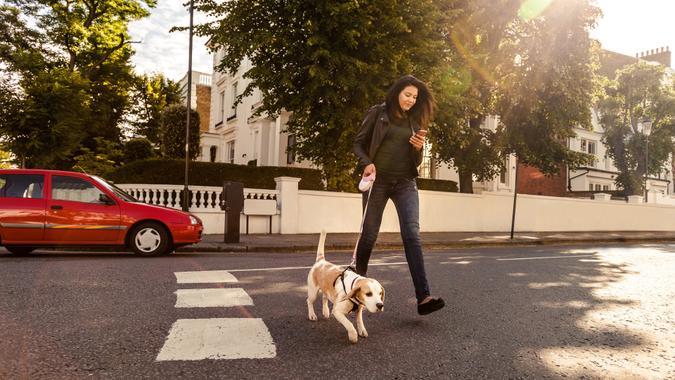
175, 236, 675, 253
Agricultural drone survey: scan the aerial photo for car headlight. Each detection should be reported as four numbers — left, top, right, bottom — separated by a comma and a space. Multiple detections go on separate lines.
189, 215, 199, 225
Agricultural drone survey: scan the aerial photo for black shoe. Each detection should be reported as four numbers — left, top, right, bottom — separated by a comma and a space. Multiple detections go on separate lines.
417, 297, 445, 315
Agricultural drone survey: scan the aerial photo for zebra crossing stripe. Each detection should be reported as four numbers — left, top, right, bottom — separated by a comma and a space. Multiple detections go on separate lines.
175, 288, 253, 308
174, 270, 238, 284
156, 318, 276, 361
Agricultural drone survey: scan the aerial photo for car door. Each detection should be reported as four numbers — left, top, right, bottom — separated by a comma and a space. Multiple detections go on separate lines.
0, 173, 46, 244
44, 174, 122, 244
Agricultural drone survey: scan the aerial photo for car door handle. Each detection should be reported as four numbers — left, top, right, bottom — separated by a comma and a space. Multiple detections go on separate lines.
50, 205, 63, 210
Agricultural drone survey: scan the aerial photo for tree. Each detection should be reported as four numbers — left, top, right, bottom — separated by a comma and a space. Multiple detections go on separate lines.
598, 62, 675, 195
0, 0, 155, 168
193, 0, 456, 190
160, 104, 200, 160
128, 74, 183, 146
498, 0, 599, 174
0, 69, 91, 169
72, 137, 124, 176
430, 0, 599, 192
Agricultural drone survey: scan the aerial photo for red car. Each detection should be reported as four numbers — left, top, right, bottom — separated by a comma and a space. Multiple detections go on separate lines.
0, 169, 202, 255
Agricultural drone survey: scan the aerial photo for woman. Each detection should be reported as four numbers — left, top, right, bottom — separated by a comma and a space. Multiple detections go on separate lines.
352, 75, 445, 315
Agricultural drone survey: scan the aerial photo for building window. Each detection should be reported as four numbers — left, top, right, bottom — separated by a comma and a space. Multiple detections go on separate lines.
228, 82, 238, 120
580, 139, 596, 155
588, 141, 596, 155
218, 91, 225, 123
500, 157, 509, 184
595, 184, 601, 191
209, 146, 217, 162
286, 135, 296, 164
226, 141, 235, 164
602, 185, 610, 191
589, 183, 594, 191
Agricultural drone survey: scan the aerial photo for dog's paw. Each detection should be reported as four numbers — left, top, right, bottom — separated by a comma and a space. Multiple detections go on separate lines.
358, 328, 368, 338
322, 311, 330, 319
308, 313, 318, 321
348, 332, 358, 344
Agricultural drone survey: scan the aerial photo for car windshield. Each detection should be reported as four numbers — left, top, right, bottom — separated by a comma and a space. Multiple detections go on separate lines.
92, 176, 138, 202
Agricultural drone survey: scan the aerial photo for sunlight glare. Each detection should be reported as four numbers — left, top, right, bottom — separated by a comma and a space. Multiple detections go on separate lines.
518, 0, 554, 21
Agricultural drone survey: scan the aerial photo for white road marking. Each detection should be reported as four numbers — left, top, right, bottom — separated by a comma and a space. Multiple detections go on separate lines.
497, 254, 598, 261
226, 261, 409, 273
174, 270, 238, 284
156, 318, 276, 361
175, 288, 253, 308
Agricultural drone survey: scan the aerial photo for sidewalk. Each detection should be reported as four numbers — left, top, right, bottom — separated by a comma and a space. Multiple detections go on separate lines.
177, 231, 675, 253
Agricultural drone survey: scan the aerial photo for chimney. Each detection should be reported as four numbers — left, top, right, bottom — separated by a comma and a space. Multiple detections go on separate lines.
639, 47, 671, 68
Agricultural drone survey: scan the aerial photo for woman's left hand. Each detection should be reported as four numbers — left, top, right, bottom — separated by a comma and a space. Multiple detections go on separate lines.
409, 130, 426, 151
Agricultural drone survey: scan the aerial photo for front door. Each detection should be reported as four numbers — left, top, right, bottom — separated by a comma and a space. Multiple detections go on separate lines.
44, 175, 122, 244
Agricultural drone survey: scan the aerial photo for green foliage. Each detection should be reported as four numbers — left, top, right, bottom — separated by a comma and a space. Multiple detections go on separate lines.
160, 104, 201, 160
0, 0, 155, 167
598, 62, 675, 195
106, 159, 325, 190
0, 150, 13, 169
431, 0, 599, 192
0, 69, 91, 169
128, 74, 183, 145
124, 138, 156, 162
498, 0, 599, 173
72, 137, 124, 176
193, 0, 455, 191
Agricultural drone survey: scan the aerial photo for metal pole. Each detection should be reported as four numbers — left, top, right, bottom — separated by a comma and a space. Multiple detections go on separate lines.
183, 0, 194, 212
510, 156, 519, 240
645, 137, 649, 202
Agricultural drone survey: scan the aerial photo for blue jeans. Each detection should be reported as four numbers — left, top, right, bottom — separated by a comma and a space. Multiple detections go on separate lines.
355, 176, 431, 303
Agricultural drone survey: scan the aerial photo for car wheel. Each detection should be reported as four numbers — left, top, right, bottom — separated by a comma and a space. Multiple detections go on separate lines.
5, 246, 36, 255
129, 222, 170, 256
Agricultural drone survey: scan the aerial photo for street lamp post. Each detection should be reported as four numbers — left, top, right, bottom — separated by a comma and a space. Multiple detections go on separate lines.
640, 119, 652, 202
183, 0, 194, 212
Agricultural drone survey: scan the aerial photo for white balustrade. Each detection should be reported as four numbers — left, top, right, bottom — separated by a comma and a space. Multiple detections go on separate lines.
116, 184, 278, 212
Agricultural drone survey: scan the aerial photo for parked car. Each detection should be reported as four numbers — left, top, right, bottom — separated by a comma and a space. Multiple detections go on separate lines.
0, 169, 202, 255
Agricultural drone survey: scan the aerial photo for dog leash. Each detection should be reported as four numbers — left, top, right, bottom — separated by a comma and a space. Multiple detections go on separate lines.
350, 185, 373, 267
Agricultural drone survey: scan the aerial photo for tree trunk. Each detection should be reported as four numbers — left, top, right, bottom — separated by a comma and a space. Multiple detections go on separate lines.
458, 168, 473, 193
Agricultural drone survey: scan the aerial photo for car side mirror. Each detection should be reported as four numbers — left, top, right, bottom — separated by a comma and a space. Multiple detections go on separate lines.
99, 193, 115, 205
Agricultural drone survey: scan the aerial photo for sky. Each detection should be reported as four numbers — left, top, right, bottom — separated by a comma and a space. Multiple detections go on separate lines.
128, 0, 675, 81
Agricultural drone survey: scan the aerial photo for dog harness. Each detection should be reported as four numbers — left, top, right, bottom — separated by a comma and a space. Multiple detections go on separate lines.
334, 266, 363, 311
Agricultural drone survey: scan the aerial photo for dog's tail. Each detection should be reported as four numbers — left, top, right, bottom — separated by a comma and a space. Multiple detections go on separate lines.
316, 230, 327, 262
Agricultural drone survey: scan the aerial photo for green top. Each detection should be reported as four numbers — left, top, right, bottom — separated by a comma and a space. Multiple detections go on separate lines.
373, 118, 416, 179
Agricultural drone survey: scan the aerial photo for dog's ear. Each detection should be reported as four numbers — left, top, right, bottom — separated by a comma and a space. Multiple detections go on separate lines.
347, 285, 361, 301
380, 286, 385, 303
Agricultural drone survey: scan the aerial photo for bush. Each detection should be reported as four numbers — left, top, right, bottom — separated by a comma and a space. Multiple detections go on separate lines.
123, 138, 155, 162
106, 159, 325, 190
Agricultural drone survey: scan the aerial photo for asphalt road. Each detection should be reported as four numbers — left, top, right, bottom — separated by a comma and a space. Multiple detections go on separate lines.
1, 243, 674, 379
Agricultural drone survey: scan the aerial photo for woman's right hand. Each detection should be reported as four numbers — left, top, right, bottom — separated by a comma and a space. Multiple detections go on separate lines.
363, 164, 376, 178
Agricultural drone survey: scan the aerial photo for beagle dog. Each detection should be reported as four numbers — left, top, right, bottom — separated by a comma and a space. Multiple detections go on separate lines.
307, 230, 385, 343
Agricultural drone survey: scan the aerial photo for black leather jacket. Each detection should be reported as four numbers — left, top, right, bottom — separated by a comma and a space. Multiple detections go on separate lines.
352, 103, 423, 176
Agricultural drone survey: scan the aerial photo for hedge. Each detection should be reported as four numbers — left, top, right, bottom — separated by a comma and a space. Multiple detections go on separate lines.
416, 178, 458, 193
106, 159, 325, 190
106, 159, 458, 193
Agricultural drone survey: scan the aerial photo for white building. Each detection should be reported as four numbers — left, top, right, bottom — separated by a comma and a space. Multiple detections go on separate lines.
199, 50, 310, 168
567, 109, 672, 197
